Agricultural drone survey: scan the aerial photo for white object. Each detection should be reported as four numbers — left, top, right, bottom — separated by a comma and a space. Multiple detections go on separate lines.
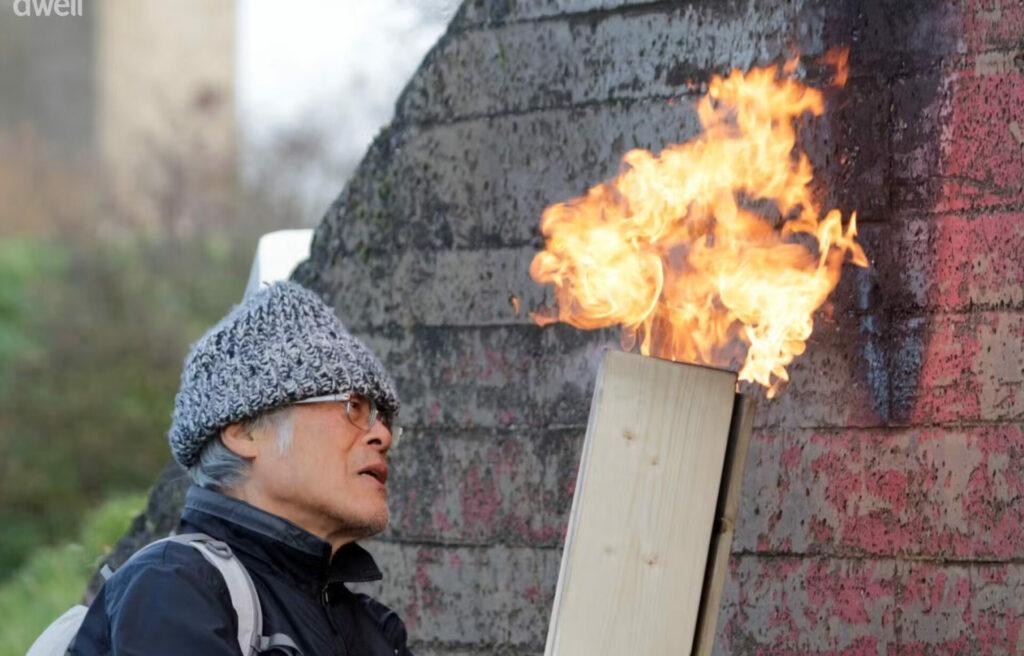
244, 229, 314, 299
25, 605, 88, 656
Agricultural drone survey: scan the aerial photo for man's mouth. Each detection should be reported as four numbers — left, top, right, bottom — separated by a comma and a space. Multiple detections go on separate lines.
357, 463, 388, 485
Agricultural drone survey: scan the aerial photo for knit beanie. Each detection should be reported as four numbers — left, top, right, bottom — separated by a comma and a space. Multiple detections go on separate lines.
168, 281, 399, 469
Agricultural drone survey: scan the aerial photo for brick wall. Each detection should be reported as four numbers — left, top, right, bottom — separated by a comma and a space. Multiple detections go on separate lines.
293, 1, 1024, 653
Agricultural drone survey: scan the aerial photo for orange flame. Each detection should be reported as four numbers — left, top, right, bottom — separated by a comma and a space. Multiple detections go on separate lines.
822, 47, 850, 87
529, 55, 867, 397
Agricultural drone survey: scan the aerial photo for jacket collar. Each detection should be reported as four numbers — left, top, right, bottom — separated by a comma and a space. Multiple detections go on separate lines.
179, 485, 383, 592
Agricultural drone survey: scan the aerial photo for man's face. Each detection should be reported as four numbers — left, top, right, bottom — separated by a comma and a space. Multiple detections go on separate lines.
247, 400, 393, 545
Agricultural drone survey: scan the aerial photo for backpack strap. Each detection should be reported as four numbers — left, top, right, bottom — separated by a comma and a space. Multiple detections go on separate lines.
118, 533, 302, 655
168, 534, 263, 655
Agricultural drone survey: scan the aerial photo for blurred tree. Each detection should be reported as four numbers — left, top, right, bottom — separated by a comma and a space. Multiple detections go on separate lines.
0, 123, 308, 577
0, 232, 254, 574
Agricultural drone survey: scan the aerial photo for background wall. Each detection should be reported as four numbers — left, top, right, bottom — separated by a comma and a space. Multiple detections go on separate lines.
118, 0, 1024, 653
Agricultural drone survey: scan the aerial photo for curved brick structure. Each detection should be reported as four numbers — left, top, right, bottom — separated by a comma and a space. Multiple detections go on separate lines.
108, 1, 1024, 653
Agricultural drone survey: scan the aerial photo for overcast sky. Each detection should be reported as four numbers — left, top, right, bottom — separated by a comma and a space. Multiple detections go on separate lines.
235, 0, 456, 216
237, 0, 451, 157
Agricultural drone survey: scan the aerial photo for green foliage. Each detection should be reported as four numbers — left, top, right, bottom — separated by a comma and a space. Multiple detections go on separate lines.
0, 110, 314, 589
0, 493, 146, 656
0, 228, 259, 575
0, 238, 65, 369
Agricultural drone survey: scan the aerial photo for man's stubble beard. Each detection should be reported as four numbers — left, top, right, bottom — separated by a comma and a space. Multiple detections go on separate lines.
324, 498, 390, 542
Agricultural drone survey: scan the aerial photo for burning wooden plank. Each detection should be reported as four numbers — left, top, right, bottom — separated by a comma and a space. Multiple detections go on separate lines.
545, 351, 751, 655
533, 53, 863, 654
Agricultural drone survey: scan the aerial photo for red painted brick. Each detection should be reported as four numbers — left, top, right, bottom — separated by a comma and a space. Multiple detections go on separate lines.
714, 556, 898, 654
877, 213, 1024, 312
907, 312, 1024, 425
715, 557, 1024, 655
896, 561, 1024, 655
355, 541, 559, 648
735, 425, 1024, 560
895, 66, 1024, 213
386, 428, 580, 547
927, 212, 1024, 309
755, 310, 1024, 430
959, 0, 1024, 54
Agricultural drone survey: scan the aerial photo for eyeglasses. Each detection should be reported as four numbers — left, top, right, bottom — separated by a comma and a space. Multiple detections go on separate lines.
292, 392, 402, 445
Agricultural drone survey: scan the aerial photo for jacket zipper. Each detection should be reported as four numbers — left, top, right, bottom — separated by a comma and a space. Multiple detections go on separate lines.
321, 584, 347, 656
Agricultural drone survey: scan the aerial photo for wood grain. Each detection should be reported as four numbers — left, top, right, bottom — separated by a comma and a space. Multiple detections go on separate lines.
545, 351, 738, 656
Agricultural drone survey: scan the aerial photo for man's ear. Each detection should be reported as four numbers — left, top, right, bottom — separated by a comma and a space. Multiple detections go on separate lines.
221, 422, 260, 459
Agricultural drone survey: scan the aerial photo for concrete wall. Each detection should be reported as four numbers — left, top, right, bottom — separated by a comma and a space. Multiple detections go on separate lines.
0, 0, 235, 226
96, 0, 236, 227
0, 3, 94, 160
293, 0, 1024, 653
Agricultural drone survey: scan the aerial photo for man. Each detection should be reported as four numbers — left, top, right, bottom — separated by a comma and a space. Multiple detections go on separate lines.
72, 281, 412, 655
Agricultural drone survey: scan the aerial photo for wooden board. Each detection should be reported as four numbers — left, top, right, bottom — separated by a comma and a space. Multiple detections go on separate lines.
545, 351, 738, 656
692, 394, 756, 655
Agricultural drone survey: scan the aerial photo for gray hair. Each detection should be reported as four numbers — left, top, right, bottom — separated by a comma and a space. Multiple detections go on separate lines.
187, 406, 295, 491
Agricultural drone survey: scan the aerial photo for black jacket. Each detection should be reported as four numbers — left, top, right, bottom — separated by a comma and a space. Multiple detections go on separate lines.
71, 485, 412, 655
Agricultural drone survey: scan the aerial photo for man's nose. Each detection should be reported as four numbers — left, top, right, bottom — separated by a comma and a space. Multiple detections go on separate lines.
364, 419, 392, 452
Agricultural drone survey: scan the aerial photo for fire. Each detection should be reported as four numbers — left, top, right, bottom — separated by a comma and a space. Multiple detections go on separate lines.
529, 53, 867, 397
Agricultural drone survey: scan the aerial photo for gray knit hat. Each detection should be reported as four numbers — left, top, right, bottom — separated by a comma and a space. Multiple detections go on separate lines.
168, 281, 399, 468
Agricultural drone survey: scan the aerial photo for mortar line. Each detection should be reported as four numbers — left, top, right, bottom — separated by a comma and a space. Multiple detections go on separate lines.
396, 89, 700, 131
394, 71, 890, 133
367, 539, 1024, 568
731, 549, 1024, 568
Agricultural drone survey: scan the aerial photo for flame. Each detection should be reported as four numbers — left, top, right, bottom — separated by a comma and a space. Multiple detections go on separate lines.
822, 47, 849, 87
529, 54, 867, 397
